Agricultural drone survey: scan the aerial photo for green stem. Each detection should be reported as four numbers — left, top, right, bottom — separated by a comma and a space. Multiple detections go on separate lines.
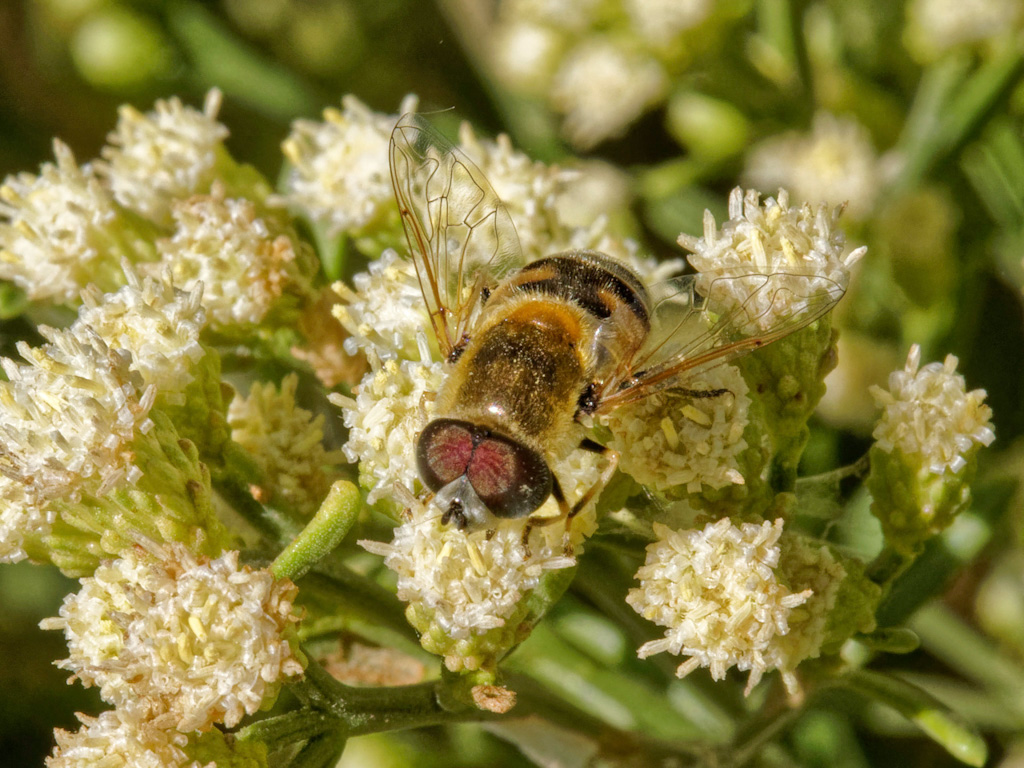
727, 685, 803, 768
214, 477, 296, 546
795, 454, 871, 489
866, 543, 913, 586
289, 731, 348, 768
236, 709, 339, 749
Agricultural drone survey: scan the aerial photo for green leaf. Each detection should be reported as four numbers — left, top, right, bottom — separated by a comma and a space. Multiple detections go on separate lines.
272, 481, 361, 581
844, 669, 988, 766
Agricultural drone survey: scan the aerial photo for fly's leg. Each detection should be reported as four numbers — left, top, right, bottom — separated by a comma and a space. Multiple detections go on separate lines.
521, 439, 620, 558
561, 440, 619, 555
521, 477, 571, 557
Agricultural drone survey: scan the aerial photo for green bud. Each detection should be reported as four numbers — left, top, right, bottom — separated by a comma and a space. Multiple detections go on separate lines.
867, 444, 976, 558
70, 7, 174, 91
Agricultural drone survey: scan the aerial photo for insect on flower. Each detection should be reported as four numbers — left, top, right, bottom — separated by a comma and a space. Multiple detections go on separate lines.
390, 114, 847, 553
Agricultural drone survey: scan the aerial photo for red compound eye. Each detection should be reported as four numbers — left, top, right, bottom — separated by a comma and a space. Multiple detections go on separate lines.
417, 421, 473, 491
467, 434, 551, 520
417, 420, 553, 520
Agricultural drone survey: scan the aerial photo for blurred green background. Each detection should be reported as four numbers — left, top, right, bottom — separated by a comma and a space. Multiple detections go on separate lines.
2, 0, 1024, 766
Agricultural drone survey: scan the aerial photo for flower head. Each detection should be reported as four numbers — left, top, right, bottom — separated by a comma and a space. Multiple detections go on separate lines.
41, 542, 303, 731
360, 504, 575, 645
332, 249, 428, 360
0, 326, 154, 559
679, 188, 865, 332
0, 140, 149, 304
627, 518, 811, 695
229, 373, 345, 515
905, 0, 1024, 61
551, 40, 667, 148
624, 0, 713, 47
602, 364, 750, 494
744, 113, 881, 221
282, 94, 418, 237
870, 345, 994, 475
156, 185, 307, 329
98, 90, 230, 227
47, 709, 194, 768
77, 266, 207, 400
334, 354, 444, 507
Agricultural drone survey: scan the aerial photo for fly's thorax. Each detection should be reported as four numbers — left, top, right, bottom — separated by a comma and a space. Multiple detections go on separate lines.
433, 291, 591, 458
488, 249, 651, 382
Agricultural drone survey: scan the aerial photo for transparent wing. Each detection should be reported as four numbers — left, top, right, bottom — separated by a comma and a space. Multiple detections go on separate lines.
595, 268, 847, 412
389, 113, 524, 359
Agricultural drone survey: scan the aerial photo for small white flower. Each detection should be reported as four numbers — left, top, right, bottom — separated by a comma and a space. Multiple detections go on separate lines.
360, 502, 577, 643
627, 518, 811, 695
156, 186, 302, 328
745, 113, 881, 221
870, 344, 994, 475
0, 141, 143, 305
491, 21, 564, 94
0, 324, 154, 560
229, 373, 345, 515
679, 187, 865, 332
332, 249, 429, 360
551, 39, 667, 148
99, 89, 229, 227
41, 542, 303, 731
602, 364, 750, 493
47, 709, 196, 768
624, 0, 712, 46
905, 0, 1024, 60
77, 267, 206, 400
282, 94, 418, 236
334, 353, 445, 506
502, 0, 602, 32
458, 122, 575, 261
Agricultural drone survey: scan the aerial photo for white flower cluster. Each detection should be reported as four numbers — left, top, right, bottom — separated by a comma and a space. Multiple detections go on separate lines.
905, 0, 1023, 61
0, 141, 137, 305
870, 344, 994, 475
334, 355, 445, 506
627, 518, 811, 695
41, 542, 303, 732
602, 364, 750, 493
98, 89, 229, 227
228, 373, 345, 515
77, 268, 206, 400
157, 186, 301, 328
0, 268, 205, 562
47, 709, 198, 768
333, 249, 428, 360
745, 113, 881, 221
550, 39, 667, 149
0, 90, 245, 309
680, 188, 865, 332
490, 0, 713, 147
282, 94, 418, 236
360, 504, 576, 644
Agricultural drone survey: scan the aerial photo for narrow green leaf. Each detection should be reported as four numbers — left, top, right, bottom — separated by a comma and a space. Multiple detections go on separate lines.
272, 481, 361, 581
845, 670, 987, 767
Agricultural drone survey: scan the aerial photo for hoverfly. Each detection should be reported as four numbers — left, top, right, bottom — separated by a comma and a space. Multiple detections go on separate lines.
389, 114, 846, 553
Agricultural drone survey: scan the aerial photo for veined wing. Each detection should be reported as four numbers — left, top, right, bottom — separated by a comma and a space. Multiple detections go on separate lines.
389, 113, 524, 360
596, 268, 847, 412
